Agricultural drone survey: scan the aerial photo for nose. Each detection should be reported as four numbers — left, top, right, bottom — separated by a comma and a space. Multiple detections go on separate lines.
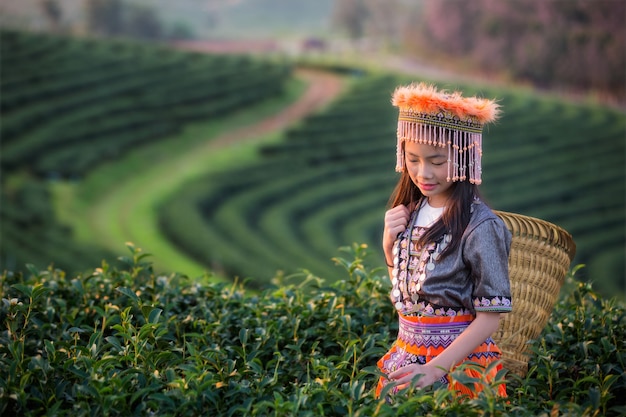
416, 163, 432, 180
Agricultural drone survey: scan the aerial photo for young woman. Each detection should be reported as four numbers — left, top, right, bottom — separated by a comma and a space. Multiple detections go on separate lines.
376, 83, 512, 398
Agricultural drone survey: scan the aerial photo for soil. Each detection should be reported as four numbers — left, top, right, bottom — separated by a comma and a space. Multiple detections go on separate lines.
207, 68, 344, 148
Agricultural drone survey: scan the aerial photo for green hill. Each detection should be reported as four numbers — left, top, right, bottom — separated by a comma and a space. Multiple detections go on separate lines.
0, 29, 291, 275
1, 29, 624, 300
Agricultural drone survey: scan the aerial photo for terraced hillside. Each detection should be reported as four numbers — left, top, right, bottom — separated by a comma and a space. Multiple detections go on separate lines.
160, 77, 625, 296
159, 76, 398, 283
1, 31, 290, 178
0, 30, 291, 274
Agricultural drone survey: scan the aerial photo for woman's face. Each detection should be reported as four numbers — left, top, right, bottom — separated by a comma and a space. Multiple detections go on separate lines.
404, 141, 453, 208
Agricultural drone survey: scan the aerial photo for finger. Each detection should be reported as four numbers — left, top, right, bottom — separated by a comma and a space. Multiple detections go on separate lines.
389, 214, 409, 225
394, 204, 409, 214
387, 205, 409, 219
396, 205, 410, 218
397, 382, 409, 391
385, 221, 406, 234
387, 216, 409, 230
394, 375, 413, 386
387, 225, 405, 237
389, 207, 410, 221
387, 369, 410, 379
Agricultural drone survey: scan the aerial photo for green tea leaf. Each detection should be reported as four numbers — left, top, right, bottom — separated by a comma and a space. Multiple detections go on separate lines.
10, 284, 33, 298
116, 287, 140, 303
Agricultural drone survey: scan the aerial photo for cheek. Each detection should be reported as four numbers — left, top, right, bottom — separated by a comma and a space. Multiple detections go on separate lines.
434, 164, 448, 176
406, 164, 420, 178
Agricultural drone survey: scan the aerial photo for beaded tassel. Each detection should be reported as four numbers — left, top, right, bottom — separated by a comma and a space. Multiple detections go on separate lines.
396, 118, 486, 184
392, 83, 500, 185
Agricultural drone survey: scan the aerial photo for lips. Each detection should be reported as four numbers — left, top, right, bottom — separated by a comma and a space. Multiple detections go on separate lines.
419, 183, 437, 192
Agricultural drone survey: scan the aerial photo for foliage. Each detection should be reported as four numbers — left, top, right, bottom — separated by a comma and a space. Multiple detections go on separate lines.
513, 266, 626, 416
1, 245, 624, 416
0, 175, 116, 275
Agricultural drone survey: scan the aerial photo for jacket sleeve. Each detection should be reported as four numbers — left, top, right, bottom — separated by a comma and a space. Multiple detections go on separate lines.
463, 217, 513, 313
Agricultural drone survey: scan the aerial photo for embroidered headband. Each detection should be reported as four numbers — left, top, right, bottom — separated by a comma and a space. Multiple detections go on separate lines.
392, 83, 500, 184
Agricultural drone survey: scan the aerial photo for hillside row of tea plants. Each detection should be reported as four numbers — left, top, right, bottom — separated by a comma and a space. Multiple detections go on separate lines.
158, 75, 399, 284
0, 29, 292, 275
1, 245, 624, 416
1, 30, 290, 177
159, 73, 625, 296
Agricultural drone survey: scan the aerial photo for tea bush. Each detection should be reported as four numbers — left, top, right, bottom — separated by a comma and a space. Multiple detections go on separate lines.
1, 245, 624, 416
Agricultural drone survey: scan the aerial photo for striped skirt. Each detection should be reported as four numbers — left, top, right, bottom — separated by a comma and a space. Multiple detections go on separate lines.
376, 313, 507, 398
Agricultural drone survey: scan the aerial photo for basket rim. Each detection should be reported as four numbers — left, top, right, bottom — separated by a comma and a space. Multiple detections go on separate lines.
494, 210, 576, 261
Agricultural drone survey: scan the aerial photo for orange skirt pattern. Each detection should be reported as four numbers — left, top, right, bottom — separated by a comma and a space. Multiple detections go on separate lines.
376, 313, 507, 398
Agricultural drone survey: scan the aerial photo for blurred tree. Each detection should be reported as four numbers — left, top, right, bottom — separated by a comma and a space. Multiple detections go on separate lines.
85, 0, 168, 41
125, 5, 163, 40
407, 0, 625, 101
168, 22, 196, 41
87, 0, 124, 36
363, 0, 412, 49
331, 0, 623, 100
331, 0, 369, 39
40, 0, 63, 31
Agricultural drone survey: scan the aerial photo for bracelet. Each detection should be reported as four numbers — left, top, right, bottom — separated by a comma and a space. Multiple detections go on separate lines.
385, 260, 394, 268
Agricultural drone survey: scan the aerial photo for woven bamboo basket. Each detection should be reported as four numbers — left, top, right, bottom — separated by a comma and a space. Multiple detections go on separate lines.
492, 211, 576, 377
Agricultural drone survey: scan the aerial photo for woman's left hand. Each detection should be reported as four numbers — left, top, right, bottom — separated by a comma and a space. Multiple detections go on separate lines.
387, 363, 445, 390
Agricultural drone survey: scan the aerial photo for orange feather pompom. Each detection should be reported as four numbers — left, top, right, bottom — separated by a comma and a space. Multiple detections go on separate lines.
392, 83, 500, 124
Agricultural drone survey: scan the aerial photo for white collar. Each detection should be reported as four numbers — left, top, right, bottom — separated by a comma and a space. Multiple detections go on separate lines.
416, 200, 444, 227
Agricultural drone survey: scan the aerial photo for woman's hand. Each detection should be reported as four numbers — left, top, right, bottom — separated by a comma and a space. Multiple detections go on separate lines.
387, 363, 445, 390
383, 205, 410, 265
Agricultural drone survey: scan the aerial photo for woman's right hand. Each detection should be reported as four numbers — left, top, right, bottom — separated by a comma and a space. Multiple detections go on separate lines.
383, 205, 410, 265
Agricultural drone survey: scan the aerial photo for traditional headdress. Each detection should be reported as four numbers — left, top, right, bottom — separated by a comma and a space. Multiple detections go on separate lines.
392, 83, 500, 184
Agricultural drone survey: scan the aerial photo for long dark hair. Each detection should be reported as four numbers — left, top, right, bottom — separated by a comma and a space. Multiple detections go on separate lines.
387, 170, 481, 258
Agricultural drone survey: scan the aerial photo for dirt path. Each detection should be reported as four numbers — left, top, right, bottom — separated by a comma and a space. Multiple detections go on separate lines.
81, 68, 345, 278
208, 68, 344, 148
